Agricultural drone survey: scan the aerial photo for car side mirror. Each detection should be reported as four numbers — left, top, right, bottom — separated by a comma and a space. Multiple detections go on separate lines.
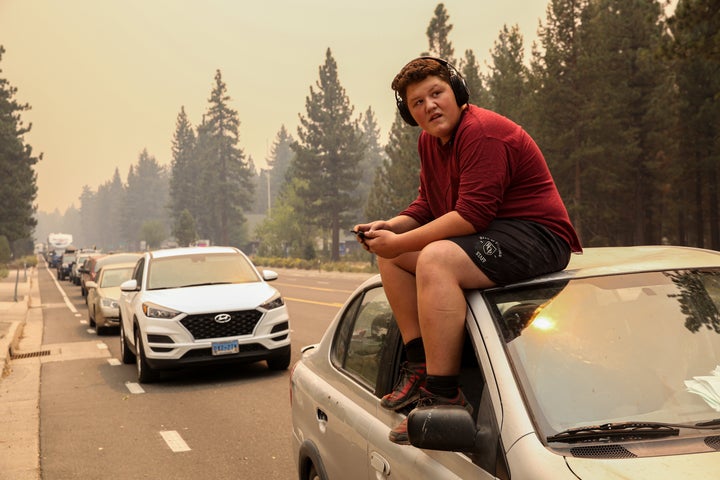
85, 281, 98, 290
262, 270, 279, 282
407, 406, 480, 451
120, 279, 139, 292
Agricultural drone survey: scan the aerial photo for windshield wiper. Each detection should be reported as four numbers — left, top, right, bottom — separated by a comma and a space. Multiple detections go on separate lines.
547, 422, 680, 443
696, 418, 720, 427
181, 282, 233, 288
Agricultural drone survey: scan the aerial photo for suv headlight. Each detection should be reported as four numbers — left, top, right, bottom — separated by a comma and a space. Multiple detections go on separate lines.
260, 292, 284, 310
142, 302, 180, 319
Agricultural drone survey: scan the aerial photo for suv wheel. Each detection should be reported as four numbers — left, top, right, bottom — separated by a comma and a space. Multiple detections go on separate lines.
267, 348, 291, 371
135, 330, 158, 383
119, 321, 135, 364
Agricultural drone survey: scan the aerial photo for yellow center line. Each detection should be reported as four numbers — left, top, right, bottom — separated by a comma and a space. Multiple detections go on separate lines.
273, 282, 354, 294
284, 296, 345, 308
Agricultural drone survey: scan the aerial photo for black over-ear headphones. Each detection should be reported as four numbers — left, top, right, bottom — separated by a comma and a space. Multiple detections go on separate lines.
395, 56, 470, 127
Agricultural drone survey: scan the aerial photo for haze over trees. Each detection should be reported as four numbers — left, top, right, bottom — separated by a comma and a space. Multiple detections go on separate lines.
11, 0, 720, 259
0, 46, 39, 257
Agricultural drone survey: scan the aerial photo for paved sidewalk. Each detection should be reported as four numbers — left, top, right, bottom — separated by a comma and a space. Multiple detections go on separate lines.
0, 265, 41, 479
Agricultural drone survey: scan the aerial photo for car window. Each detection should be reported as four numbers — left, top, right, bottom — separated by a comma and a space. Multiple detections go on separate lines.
146, 252, 260, 290
133, 258, 145, 286
100, 267, 134, 288
331, 286, 394, 390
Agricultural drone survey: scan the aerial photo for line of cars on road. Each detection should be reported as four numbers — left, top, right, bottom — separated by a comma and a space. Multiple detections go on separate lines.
51, 246, 292, 384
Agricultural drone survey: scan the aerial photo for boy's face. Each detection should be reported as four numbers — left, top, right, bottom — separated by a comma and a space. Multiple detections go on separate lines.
405, 75, 463, 144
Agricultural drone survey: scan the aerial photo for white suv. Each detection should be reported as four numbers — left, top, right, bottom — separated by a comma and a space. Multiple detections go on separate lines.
118, 246, 290, 382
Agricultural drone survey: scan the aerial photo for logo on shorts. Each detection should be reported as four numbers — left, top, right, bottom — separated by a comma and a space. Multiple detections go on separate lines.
474, 237, 501, 264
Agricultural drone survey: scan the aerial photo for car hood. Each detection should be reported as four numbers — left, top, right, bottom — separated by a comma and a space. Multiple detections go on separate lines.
140, 282, 277, 314
565, 449, 720, 479
98, 286, 122, 300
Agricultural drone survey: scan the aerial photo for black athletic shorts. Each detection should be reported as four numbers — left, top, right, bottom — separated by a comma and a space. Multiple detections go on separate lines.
448, 219, 571, 286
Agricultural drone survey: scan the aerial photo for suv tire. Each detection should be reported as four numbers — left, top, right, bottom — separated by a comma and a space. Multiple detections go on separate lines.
120, 321, 135, 364
267, 348, 291, 371
135, 330, 159, 383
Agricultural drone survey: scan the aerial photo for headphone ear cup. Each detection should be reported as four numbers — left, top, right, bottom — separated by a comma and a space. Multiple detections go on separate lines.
450, 75, 470, 107
397, 98, 418, 126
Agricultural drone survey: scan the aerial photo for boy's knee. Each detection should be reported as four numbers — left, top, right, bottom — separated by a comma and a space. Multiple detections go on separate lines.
417, 241, 455, 267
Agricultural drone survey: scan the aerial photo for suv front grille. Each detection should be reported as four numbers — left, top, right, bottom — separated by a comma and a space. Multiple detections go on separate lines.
180, 310, 264, 339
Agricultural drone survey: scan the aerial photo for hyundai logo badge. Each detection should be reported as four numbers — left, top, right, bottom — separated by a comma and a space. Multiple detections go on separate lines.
214, 313, 232, 324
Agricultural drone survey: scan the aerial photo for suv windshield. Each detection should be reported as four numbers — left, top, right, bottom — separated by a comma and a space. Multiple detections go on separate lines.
147, 252, 260, 290
486, 269, 720, 439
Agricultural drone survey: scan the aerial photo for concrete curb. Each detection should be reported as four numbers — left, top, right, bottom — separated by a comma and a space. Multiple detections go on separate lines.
0, 267, 41, 480
1, 320, 25, 376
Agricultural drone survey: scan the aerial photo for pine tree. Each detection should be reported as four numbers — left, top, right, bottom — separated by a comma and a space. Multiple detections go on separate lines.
459, 49, 490, 108
107, 168, 125, 250
268, 125, 294, 192
256, 125, 294, 215
666, 0, 720, 249
424, 3, 456, 63
486, 24, 531, 123
168, 106, 198, 229
198, 70, 254, 246
78, 185, 97, 248
122, 149, 169, 249
529, 0, 587, 241
574, 0, 668, 246
0, 46, 39, 251
291, 48, 365, 261
355, 107, 386, 219
365, 112, 421, 221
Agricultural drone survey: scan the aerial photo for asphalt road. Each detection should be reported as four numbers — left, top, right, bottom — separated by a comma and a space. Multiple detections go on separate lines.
34, 262, 374, 480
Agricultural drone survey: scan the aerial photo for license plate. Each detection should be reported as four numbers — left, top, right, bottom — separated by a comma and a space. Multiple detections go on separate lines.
211, 339, 239, 356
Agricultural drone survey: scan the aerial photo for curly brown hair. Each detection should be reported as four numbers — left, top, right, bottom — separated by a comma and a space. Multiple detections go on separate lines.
391, 57, 452, 103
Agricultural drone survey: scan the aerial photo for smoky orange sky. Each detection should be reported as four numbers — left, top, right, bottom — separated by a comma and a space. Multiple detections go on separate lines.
2, 0, 553, 214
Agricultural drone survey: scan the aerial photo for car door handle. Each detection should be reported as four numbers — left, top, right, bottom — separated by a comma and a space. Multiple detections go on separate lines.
370, 451, 390, 476
316, 408, 328, 433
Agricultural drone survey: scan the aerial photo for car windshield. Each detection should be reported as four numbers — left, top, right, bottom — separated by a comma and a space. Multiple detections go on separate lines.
146, 252, 260, 290
99, 267, 134, 288
486, 269, 720, 438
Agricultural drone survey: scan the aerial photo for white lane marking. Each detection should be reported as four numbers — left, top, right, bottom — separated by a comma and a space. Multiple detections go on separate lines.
125, 382, 145, 394
80, 320, 88, 325
96, 342, 108, 350
74, 313, 82, 317
86, 329, 95, 334
45, 264, 78, 313
160, 430, 191, 452
107, 358, 121, 366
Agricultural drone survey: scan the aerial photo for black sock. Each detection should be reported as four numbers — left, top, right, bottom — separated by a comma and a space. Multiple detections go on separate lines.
425, 375, 459, 398
405, 337, 426, 364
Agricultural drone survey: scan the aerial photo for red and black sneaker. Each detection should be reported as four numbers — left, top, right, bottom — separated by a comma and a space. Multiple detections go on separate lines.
380, 361, 427, 411
388, 386, 472, 445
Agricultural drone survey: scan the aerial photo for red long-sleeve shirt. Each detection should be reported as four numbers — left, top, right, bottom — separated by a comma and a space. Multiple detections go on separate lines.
400, 105, 582, 253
